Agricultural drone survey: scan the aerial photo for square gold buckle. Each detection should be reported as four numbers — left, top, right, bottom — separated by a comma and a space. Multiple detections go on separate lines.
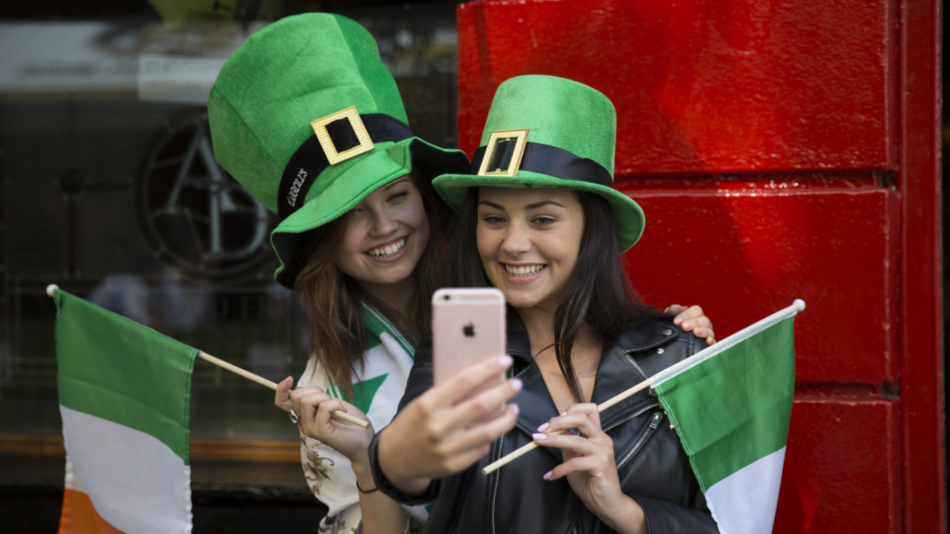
311, 106, 375, 165
476, 129, 529, 177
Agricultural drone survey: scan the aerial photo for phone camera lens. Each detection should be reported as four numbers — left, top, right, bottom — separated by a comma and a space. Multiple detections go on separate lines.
444, 295, 451, 301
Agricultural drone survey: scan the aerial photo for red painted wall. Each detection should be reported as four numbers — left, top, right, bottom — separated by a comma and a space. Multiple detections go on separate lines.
456, 0, 943, 532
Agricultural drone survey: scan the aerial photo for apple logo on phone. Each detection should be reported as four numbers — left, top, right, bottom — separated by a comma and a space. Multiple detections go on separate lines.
463, 322, 476, 337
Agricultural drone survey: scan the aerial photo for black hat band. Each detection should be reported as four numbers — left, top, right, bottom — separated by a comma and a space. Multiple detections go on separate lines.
277, 113, 413, 220
470, 141, 613, 189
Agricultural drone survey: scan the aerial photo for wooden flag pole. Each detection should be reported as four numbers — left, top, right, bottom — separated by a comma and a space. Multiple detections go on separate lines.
481, 378, 653, 475
46, 284, 369, 430
197, 352, 370, 429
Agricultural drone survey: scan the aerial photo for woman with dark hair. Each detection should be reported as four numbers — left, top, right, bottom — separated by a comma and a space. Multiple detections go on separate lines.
212, 14, 716, 534
369, 75, 720, 533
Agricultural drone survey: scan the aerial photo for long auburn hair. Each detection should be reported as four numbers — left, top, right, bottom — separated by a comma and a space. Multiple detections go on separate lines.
291, 171, 451, 398
451, 187, 662, 403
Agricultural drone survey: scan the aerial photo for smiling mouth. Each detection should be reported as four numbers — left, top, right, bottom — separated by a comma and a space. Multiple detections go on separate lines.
503, 263, 547, 277
366, 237, 407, 258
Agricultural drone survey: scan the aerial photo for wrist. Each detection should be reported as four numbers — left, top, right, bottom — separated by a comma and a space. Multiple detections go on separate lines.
377, 430, 404, 485
600, 495, 646, 534
378, 430, 430, 497
348, 449, 373, 480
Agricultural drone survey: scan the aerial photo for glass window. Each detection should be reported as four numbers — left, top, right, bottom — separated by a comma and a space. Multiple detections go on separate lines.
0, 1, 459, 462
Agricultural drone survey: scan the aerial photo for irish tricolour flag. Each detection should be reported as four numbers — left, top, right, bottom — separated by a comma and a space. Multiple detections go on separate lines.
652, 300, 801, 534
53, 287, 196, 533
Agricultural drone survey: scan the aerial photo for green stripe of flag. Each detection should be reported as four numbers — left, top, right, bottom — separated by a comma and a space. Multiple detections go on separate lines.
54, 290, 197, 463
653, 316, 795, 492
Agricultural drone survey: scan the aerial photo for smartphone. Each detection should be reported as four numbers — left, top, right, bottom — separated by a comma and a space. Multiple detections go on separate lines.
432, 288, 507, 414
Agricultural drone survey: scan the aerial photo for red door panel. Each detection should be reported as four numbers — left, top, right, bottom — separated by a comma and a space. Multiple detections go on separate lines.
622, 188, 899, 384
775, 398, 899, 534
458, 0, 895, 173
456, 0, 943, 532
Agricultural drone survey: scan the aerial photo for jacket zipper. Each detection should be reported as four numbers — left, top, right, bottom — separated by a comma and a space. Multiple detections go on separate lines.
615, 411, 664, 471
490, 367, 515, 534
603, 402, 660, 433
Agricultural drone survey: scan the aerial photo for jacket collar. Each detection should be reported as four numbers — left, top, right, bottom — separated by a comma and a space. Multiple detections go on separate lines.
505, 310, 677, 442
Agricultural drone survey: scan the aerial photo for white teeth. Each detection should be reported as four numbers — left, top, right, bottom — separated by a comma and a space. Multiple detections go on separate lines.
368, 238, 406, 258
504, 264, 544, 277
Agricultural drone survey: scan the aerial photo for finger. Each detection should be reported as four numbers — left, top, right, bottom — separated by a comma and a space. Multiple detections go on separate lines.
564, 403, 599, 417
313, 397, 346, 431
561, 403, 601, 431
291, 388, 331, 418
544, 455, 607, 481
274, 376, 294, 411
538, 413, 599, 438
533, 432, 602, 457
335, 400, 371, 424
443, 378, 523, 433
679, 305, 706, 320
706, 334, 717, 346
665, 304, 685, 315
535, 403, 598, 432
445, 404, 520, 456
298, 395, 320, 435
317, 398, 363, 428
676, 306, 703, 327
430, 355, 514, 406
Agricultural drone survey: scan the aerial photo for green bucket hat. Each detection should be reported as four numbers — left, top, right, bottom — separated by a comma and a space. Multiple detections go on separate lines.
432, 75, 644, 251
208, 13, 470, 287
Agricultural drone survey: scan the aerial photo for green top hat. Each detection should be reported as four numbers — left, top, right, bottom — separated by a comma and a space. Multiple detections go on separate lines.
208, 13, 470, 287
432, 75, 644, 251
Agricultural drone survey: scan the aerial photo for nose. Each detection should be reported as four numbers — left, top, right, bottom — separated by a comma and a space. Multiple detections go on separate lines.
369, 208, 399, 237
501, 221, 531, 256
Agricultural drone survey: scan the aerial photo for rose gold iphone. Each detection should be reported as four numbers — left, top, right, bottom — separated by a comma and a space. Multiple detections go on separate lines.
432, 288, 507, 415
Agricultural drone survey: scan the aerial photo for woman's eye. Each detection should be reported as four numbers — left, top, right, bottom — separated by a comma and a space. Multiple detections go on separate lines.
349, 208, 364, 217
388, 191, 408, 202
481, 216, 505, 226
533, 217, 555, 226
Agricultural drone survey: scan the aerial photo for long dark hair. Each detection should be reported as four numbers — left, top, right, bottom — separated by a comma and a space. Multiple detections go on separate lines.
291, 170, 452, 398
452, 187, 661, 403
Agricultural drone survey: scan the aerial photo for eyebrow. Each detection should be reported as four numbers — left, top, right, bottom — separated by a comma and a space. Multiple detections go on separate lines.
525, 200, 566, 210
478, 199, 567, 210
384, 177, 411, 190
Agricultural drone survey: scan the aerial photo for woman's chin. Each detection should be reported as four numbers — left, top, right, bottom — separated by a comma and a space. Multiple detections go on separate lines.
499, 288, 545, 310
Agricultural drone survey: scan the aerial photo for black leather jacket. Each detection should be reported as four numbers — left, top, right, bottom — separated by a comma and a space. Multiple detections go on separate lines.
369, 312, 719, 534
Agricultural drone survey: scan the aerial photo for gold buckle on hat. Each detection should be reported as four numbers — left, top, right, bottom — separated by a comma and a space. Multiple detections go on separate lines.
477, 129, 529, 177
311, 106, 375, 165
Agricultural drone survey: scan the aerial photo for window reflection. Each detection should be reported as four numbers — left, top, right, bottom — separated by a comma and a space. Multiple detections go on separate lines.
0, 4, 459, 446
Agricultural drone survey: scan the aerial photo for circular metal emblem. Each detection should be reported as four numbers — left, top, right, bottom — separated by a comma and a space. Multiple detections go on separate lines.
136, 116, 277, 284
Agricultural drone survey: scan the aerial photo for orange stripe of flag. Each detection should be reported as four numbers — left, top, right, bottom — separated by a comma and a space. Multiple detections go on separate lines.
58, 488, 124, 534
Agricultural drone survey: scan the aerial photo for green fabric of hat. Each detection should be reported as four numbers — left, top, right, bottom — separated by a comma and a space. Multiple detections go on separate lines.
208, 13, 470, 287
432, 75, 645, 251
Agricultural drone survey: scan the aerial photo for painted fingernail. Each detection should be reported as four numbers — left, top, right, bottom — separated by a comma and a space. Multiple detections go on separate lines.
511, 378, 523, 393
673, 317, 682, 324
499, 355, 513, 368
532, 433, 548, 441
537, 422, 549, 432
683, 321, 692, 329
543, 471, 552, 480
511, 403, 520, 417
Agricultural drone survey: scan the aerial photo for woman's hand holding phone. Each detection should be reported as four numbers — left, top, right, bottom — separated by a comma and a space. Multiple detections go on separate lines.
377, 355, 522, 497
